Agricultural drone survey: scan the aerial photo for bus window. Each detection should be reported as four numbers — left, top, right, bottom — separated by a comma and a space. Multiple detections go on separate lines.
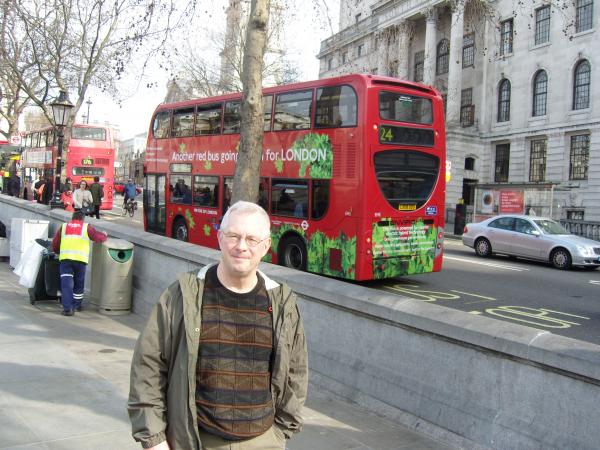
311, 179, 330, 219
193, 175, 219, 207
379, 92, 433, 125
274, 90, 312, 131
196, 103, 222, 135
315, 85, 357, 128
32, 132, 40, 148
223, 177, 234, 213
223, 101, 241, 134
272, 179, 308, 218
263, 96, 273, 131
39, 131, 48, 148
374, 151, 439, 210
48, 131, 55, 146
172, 108, 195, 137
171, 175, 192, 205
72, 127, 107, 140
153, 111, 171, 138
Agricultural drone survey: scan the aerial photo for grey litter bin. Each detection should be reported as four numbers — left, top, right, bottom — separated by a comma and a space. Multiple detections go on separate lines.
90, 238, 134, 315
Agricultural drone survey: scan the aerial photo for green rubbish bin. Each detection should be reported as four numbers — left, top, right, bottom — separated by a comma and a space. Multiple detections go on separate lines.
90, 238, 134, 315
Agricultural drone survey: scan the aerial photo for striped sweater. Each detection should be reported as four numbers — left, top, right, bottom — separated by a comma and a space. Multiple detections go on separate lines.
195, 265, 274, 440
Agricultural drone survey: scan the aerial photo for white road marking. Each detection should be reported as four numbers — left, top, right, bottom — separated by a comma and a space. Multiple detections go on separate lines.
444, 255, 529, 271
450, 290, 496, 300
590, 280, 600, 285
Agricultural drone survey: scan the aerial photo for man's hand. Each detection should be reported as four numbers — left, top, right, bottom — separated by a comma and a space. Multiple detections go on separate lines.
147, 442, 170, 450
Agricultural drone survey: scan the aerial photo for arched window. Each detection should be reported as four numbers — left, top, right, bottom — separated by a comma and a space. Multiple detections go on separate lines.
573, 59, 591, 110
436, 39, 449, 75
532, 70, 547, 117
497, 79, 511, 122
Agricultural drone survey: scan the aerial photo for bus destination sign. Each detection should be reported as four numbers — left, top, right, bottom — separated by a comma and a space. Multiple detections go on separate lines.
379, 125, 434, 147
82, 158, 94, 165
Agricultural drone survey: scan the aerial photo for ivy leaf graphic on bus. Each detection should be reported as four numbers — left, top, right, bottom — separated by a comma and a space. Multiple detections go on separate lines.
203, 224, 211, 236
179, 143, 186, 153
184, 209, 196, 229
274, 159, 284, 173
204, 161, 212, 171
294, 133, 333, 179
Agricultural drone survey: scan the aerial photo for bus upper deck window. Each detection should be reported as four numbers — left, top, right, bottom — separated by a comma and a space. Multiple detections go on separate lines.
315, 85, 357, 128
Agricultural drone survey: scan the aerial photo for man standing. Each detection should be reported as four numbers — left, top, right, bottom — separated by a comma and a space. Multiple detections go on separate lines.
128, 201, 308, 450
51, 210, 108, 316
89, 176, 104, 219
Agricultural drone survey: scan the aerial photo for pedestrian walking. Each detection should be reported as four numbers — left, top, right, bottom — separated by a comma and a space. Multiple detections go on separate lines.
73, 179, 93, 214
89, 176, 104, 219
51, 210, 107, 316
41, 177, 54, 205
61, 177, 73, 193
128, 201, 308, 450
60, 189, 75, 212
8, 172, 21, 197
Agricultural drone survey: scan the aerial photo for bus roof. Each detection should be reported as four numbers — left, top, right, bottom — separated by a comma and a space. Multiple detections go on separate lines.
153, 73, 441, 113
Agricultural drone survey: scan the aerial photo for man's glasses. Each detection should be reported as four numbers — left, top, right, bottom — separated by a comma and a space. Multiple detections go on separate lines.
222, 232, 269, 248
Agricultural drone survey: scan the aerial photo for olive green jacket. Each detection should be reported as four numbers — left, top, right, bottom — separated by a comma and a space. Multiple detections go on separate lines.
128, 264, 308, 449
89, 182, 104, 205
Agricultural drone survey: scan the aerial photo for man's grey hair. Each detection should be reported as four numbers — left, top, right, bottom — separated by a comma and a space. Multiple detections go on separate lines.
220, 201, 270, 236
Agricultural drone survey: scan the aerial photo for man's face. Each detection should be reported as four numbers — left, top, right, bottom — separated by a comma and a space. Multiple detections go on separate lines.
218, 211, 271, 280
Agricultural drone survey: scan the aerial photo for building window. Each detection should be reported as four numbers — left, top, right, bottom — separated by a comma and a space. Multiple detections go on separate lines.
566, 210, 584, 220
465, 157, 475, 171
575, 0, 594, 33
529, 139, 547, 182
357, 43, 364, 57
500, 18, 513, 55
535, 6, 551, 45
355, 13, 362, 23
495, 144, 510, 182
342, 52, 347, 64
462, 33, 475, 67
436, 39, 449, 75
569, 134, 589, 180
532, 70, 548, 117
413, 50, 424, 81
460, 88, 474, 127
573, 59, 591, 110
327, 58, 333, 70
441, 94, 447, 116
497, 79, 511, 122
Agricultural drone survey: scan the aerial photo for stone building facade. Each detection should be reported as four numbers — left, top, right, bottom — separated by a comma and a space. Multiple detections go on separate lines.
318, 0, 599, 227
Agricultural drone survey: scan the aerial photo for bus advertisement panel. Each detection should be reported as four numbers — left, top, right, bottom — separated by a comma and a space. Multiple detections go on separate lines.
20, 124, 115, 209
143, 74, 445, 281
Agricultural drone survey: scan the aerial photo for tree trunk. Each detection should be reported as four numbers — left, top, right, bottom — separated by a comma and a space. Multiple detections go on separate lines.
231, 0, 269, 204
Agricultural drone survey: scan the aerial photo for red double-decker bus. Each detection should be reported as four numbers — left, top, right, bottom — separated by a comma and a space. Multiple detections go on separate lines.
20, 124, 115, 209
143, 74, 445, 280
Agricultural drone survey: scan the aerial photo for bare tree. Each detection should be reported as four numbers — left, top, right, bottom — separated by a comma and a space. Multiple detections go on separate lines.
232, 0, 269, 204
0, 0, 196, 140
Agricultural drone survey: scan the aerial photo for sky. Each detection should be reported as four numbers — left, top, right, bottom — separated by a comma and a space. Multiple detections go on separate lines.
79, 0, 340, 141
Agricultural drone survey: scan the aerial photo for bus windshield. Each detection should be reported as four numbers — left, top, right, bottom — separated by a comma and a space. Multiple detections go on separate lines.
72, 127, 107, 141
379, 92, 433, 124
374, 151, 439, 210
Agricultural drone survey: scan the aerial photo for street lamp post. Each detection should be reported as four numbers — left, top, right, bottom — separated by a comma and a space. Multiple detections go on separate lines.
49, 90, 74, 209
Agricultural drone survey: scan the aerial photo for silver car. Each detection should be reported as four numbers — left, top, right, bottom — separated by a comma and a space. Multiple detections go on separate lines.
462, 215, 600, 270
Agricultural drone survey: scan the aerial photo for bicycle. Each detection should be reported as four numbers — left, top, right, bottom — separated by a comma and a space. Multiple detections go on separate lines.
122, 198, 137, 217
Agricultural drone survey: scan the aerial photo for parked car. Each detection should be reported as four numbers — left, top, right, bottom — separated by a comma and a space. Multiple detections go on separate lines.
114, 180, 142, 196
462, 214, 600, 270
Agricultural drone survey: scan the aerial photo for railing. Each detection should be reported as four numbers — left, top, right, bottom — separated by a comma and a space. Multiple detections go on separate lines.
560, 219, 600, 242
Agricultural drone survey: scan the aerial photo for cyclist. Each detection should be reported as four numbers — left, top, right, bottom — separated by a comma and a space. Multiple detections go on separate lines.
123, 179, 137, 210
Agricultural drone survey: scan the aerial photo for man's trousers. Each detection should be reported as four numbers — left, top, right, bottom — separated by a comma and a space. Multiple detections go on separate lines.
59, 260, 86, 312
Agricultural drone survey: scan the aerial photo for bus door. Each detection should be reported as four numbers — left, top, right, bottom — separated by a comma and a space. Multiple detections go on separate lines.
144, 174, 166, 235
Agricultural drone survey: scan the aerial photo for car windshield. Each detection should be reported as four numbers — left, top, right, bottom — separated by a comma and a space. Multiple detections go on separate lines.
533, 219, 569, 235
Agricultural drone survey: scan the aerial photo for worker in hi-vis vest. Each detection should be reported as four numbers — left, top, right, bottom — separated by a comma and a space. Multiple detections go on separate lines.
51, 210, 108, 316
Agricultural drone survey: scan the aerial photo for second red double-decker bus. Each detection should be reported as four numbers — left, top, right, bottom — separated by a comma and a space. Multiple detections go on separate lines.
144, 74, 445, 280
20, 124, 115, 209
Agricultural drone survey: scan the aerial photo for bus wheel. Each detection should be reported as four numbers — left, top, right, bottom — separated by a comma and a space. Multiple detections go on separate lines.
172, 218, 188, 242
280, 236, 307, 271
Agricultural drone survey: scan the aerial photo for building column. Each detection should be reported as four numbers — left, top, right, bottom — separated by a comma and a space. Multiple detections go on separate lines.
423, 7, 437, 85
376, 30, 389, 75
396, 21, 413, 80
446, 0, 466, 125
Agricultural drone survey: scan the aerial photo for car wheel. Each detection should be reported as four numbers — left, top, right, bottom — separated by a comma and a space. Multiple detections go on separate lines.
172, 218, 188, 242
279, 235, 307, 271
474, 238, 492, 257
550, 248, 571, 270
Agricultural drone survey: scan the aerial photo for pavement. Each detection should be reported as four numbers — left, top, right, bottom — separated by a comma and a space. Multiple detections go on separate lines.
0, 260, 454, 450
